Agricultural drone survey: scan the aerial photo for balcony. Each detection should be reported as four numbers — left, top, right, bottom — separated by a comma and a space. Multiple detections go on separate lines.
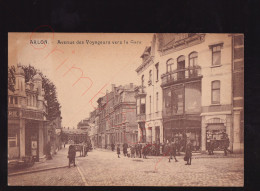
134, 86, 147, 98
136, 113, 146, 122
161, 66, 202, 87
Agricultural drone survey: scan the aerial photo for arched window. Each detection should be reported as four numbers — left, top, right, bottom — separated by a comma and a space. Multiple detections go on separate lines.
189, 52, 198, 77
189, 52, 198, 68
177, 55, 185, 80
166, 59, 174, 73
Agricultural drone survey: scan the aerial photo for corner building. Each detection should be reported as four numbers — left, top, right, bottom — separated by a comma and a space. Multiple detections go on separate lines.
136, 34, 244, 153
135, 35, 164, 144
8, 64, 48, 161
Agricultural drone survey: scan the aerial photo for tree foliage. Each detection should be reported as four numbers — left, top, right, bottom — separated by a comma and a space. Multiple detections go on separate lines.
8, 66, 16, 92
21, 65, 62, 121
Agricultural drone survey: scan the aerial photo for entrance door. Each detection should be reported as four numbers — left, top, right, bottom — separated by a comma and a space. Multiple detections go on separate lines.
155, 126, 160, 143
25, 124, 39, 160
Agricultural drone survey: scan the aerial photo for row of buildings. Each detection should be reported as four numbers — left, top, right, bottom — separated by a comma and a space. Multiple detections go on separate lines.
83, 33, 244, 153
8, 64, 62, 162
86, 84, 138, 149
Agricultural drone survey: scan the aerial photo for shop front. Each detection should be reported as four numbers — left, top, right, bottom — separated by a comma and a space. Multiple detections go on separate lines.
163, 118, 201, 151
206, 123, 226, 151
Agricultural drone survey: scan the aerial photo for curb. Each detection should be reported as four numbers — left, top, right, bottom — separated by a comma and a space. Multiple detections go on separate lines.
8, 165, 68, 177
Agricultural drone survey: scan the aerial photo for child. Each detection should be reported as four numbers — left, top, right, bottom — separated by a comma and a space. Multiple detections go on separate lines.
117, 144, 120, 158
127, 146, 130, 157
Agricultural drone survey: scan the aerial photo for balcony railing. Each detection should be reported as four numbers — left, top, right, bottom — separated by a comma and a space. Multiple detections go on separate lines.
136, 113, 146, 122
134, 85, 147, 97
161, 66, 202, 86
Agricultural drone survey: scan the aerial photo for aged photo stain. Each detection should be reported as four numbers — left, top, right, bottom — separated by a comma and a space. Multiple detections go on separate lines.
8, 32, 244, 186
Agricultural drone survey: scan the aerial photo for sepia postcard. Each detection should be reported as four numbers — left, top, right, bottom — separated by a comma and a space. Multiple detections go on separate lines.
7, 32, 244, 186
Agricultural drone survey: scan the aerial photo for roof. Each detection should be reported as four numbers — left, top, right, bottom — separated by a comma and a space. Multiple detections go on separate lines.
32, 73, 42, 81
140, 46, 151, 58
16, 64, 25, 76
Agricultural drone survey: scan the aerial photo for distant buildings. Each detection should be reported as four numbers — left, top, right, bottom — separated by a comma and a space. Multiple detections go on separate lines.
77, 118, 91, 132
80, 83, 138, 149
62, 127, 89, 144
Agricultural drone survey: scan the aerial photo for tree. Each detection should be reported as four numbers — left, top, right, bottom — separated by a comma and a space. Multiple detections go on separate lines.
8, 66, 16, 92
22, 65, 61, 121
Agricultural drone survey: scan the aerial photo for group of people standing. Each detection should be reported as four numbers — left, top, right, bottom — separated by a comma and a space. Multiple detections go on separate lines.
115, 140, 192, 166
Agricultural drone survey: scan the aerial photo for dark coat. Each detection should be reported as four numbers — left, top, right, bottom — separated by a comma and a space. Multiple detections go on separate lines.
171, 142, 177, 155
185, 142, 192, 158
68, 146, 76, 159
117, 147, 120, 154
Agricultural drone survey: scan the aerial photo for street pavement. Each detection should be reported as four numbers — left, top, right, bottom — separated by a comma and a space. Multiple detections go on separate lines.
8, 146, 244, 186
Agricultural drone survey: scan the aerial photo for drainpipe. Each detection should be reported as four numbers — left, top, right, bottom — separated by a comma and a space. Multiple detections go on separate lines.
231, 34, 234, 152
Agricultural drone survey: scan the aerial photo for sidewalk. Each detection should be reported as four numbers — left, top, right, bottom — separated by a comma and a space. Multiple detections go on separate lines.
8, 145, 70, 176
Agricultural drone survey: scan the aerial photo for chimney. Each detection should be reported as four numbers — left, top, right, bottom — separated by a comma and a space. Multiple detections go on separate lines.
130, 83, 133, 89
112, 84, 115, 91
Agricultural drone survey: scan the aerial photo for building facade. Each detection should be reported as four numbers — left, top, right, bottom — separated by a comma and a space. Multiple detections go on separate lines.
88, 109, 98, 148
135, 33, 244, 153
231, 34, 244, 153
135, 35, 164, 145
8, 64, 48, 161
62, 127, 89, 144
96, 84, 138, 148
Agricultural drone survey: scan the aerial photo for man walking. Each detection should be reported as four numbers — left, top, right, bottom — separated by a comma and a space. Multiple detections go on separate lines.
223, 134, 232, 156
68, 145, 76, 167
185, 139, 192, 165
117, 144, 121, 158
169, 140, 178, 162
139, 143, 142, 158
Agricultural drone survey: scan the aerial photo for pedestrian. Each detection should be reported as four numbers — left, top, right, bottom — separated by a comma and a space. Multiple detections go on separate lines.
117, 144, 120, 158
85, 143, 89, 156
209, 140, 215, 155
123, 143, 127, 157
184, 139, 192, 165
139, 143, 142, 158
142, 144, 148, 159
135, 144, 139, 157
46, 142, 52, 160
223, 134, 232, 156
126, 145, 130, 157
64, 142, 66, 148
68, 145, 76, 167
130, 145, 135, 158
169, 141, 178, 162
111, 143, 115, 151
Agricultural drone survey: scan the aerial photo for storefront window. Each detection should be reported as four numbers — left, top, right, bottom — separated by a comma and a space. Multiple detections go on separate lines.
172, 87, 184, 114
163, 88, 171, 116
185, 82, 201, 113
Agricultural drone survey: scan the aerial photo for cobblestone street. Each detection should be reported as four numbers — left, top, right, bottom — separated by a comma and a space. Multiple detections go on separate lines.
8, 147, 244, 186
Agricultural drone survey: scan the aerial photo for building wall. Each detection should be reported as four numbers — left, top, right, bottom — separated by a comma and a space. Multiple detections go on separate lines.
232, 34, 244, 153
136, 34, 163, 144
200, 34, 233, 152
8, 66, 48, 161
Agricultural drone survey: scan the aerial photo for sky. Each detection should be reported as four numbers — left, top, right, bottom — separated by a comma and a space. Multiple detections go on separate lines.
9, 33, 153, 128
